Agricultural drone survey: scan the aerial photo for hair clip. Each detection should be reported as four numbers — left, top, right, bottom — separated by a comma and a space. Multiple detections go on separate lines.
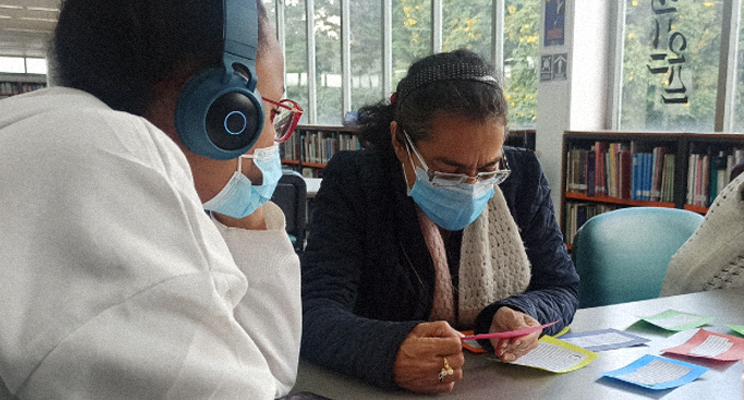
390, 92, 398, 105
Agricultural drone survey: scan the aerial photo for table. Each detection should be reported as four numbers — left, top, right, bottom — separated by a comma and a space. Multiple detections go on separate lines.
291, 288, 744, 399
303, 178, 322, 198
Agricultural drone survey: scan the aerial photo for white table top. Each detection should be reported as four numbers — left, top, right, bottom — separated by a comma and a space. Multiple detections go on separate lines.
303, 178, 322, 198
291, 288, 744, 400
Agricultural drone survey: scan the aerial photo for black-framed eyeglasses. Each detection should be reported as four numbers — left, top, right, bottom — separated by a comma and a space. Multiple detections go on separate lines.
262, 97, 304, 143
403, 130, 511, 186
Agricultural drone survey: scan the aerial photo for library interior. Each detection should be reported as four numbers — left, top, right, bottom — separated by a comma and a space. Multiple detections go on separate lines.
1, 0, 744, 399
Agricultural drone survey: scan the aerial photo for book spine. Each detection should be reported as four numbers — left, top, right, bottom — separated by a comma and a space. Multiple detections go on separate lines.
586, 150, 596, 197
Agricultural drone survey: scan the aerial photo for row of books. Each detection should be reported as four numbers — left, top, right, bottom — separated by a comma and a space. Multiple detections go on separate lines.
565, 142, 676, 203
687, 149, 744, 207
564, 203, 618, 244
280, 131, 361, 165
0, 82, 45, 96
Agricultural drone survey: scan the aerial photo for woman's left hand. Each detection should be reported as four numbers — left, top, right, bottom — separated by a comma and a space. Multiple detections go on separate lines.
488, 307, 541, 362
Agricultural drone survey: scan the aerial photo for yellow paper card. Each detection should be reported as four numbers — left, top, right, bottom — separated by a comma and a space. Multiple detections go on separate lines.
509, 335, 598, 373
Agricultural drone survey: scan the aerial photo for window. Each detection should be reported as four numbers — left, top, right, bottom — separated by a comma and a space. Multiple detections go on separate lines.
268, 0, 540, 126
734, 2, 744, 133
314, 0, 343, 125
350, 0, 384, 111
0, 56, 26, 74
442, 0, 493, 58
621, 0, 723, 132
284, 0, 309, 125
25, 58, 47, 75
503, 0, 539, 128
392, 0, 432, 88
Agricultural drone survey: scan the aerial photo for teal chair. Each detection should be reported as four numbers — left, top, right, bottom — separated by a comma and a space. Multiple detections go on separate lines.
572, 207, 704, 308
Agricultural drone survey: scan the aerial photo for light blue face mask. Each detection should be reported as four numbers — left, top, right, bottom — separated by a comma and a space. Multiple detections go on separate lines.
203, 143, 283, 218
403, 135, 496, 231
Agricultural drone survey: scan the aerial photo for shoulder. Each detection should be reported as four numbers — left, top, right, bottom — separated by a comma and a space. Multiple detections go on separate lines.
322, 149, 393, 192
500, 147, 543, 194
503, 146, 541, 177
4, 87, 190, 183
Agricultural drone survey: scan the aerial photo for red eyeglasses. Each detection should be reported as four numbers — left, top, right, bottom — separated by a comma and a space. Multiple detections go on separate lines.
262, 97, 303, 143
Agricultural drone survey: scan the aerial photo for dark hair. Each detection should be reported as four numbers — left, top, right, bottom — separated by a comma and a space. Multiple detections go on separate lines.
50, 0, 269, 116
357, 49, 508, 157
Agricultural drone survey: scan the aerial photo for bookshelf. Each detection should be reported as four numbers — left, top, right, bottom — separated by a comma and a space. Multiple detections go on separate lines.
0, 74, 46, 98
561, 131, 744, 246
280, 125, 361, 178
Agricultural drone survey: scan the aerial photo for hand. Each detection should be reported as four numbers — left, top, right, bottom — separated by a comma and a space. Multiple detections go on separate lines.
393, 321, 465, 393
489, 307, 541, 362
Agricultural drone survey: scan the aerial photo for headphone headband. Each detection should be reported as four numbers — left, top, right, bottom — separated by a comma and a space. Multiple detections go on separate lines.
224, 0, 258, 80
174, 0, 265, 160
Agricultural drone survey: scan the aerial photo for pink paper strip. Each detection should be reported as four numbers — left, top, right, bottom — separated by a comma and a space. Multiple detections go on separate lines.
461, 321, 558, 341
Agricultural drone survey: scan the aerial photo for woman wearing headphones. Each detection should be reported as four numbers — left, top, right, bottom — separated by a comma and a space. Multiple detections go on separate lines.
0, 1, 303, 398
300, 49, 579, 394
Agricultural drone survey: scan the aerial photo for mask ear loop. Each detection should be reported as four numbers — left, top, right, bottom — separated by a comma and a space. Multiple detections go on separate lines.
237, 154, 245, 174
401, 131, 423, 195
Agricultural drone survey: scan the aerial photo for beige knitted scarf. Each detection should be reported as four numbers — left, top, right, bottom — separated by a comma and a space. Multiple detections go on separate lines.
417, 185, 532, 329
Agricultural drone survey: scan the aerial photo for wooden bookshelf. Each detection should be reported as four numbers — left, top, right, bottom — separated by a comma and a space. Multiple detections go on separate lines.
0, 74, 46, 98
561, 131, 744, 245
565, 192, 675, 209
280, 125, 361, 178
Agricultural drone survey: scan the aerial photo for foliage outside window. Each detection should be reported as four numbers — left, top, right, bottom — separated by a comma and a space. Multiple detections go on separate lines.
350, 0, 384, 111
277, 0, 539, 127
504, 0, 539, 128
622, 0, 722, 133
734, 3, 744, 133
283, 0, 310, 125
392, 0, 433, 88
442, 0, 493, 58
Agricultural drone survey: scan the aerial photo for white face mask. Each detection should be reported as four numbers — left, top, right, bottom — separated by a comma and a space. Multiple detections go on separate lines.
203, 143, 283, 218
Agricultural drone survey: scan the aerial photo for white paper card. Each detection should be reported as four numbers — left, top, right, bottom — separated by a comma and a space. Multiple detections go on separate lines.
619, 359, 691, 386
511, 341, 587, 372
689, 335, 733, 357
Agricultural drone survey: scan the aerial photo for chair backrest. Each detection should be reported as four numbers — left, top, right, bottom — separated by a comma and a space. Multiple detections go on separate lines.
270, 170, 307, 251
572, 207, 704, 308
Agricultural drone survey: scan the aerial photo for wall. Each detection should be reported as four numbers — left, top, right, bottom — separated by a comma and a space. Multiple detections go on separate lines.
535, 0, 612, 216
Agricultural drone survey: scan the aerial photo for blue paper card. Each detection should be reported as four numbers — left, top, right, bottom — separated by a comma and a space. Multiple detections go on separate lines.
560, 329, 650, 352
601, 355, 708, 390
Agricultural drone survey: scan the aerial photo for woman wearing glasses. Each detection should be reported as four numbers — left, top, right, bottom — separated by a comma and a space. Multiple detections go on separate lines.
300, 50, 579, 394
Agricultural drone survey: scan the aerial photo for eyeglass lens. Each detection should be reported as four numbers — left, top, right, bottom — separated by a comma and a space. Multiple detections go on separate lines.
273, 100, 302, 142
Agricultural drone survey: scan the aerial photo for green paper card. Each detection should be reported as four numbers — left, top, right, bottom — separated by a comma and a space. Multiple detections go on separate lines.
639, 310, 714, 332
727, 325, 744, 337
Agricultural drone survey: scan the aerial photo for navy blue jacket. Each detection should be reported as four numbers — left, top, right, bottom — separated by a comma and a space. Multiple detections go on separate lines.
300, 147, 579, 389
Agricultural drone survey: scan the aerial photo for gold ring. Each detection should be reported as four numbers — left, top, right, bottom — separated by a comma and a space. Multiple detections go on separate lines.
438, 357, 454, 382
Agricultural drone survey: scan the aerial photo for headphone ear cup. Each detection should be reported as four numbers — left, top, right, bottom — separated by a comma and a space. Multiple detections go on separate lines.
175, 68, 264, 160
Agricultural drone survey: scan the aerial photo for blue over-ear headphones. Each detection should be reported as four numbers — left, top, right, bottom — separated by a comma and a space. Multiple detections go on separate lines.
174, 0, 264, 160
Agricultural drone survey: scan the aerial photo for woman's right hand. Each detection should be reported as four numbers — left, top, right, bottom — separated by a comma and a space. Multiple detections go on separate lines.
393, 321, 465, 393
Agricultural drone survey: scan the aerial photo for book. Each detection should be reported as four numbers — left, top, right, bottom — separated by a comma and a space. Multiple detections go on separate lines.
632, 153, 640, 200
687, 153, 696, 205
644, 153, 653, 201
595, 142, 608, 196
619, 150, 632, 199
709, 151, 727, 203
586, 150, 596, 197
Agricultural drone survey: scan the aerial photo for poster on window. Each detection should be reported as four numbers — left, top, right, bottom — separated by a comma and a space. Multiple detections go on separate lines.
544, 0, 565, 47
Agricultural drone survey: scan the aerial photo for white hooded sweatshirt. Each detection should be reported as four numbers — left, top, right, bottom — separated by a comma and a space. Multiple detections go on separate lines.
0, 87, 301, 399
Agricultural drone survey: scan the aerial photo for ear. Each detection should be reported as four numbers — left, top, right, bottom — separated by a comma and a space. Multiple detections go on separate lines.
390, 121, 408, 164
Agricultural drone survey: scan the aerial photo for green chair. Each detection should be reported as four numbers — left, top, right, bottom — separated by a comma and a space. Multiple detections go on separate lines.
572, 207, 704, 308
